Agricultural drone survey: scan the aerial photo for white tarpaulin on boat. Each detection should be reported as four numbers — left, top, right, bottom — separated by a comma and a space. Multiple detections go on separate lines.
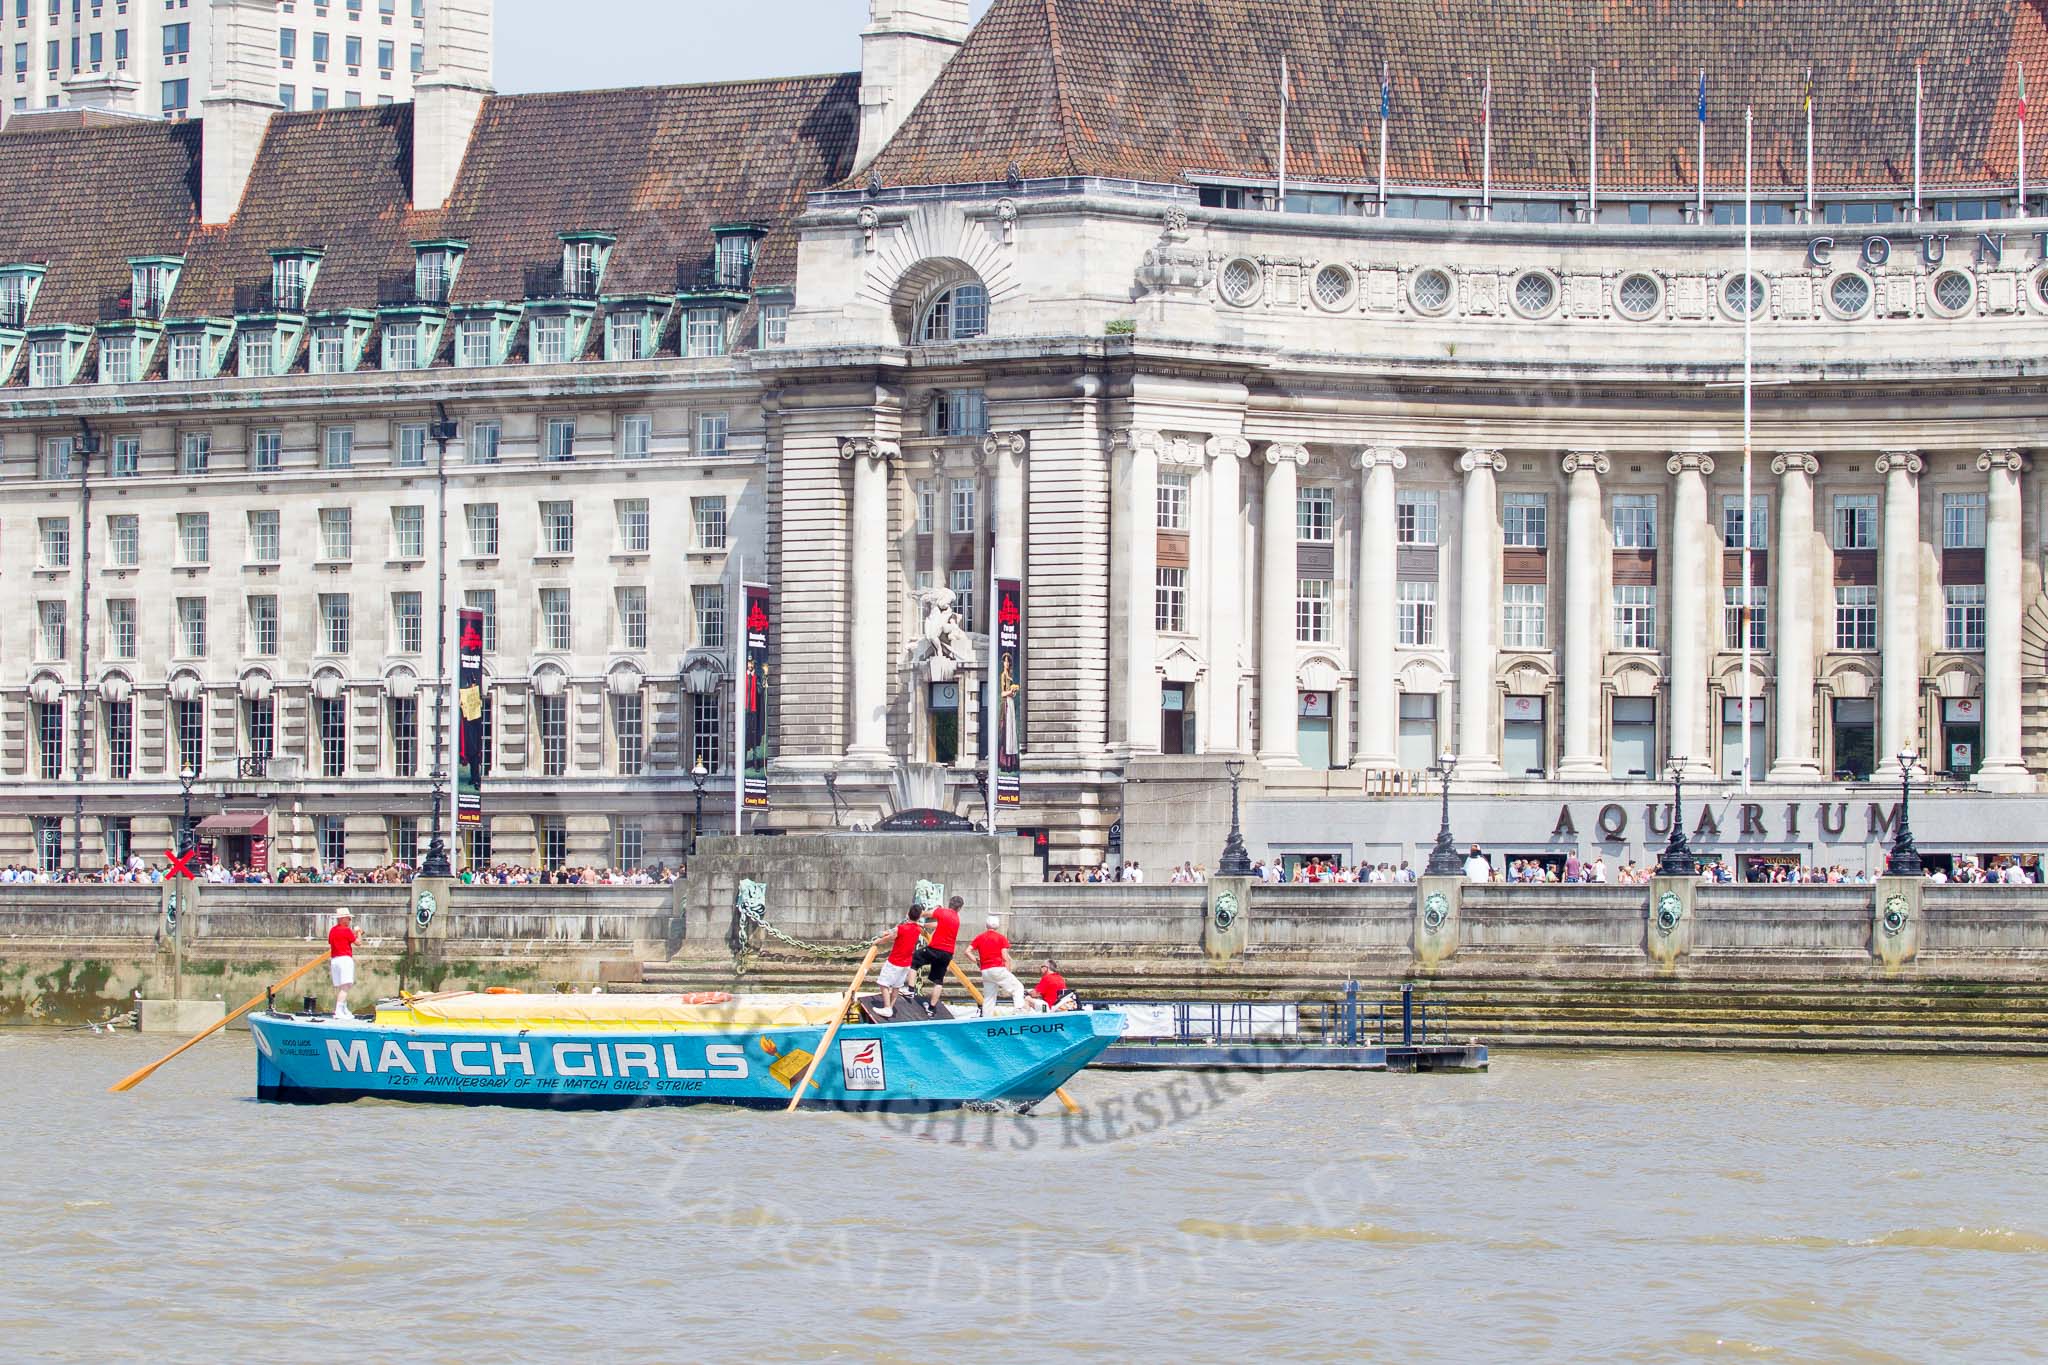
377, 991, 847, 1032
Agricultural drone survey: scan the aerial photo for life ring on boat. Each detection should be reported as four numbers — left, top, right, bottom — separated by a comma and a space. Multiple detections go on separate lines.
675, 991, 734, 1005
484, 986, 522, 995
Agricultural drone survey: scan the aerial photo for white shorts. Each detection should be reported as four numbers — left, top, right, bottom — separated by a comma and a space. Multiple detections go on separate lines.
330, 956, 356, 988
877, 961, 912, 991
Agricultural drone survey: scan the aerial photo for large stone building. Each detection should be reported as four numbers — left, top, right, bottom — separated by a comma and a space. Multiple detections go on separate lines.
4, 0, 439, 125
6, 0, 2048, 877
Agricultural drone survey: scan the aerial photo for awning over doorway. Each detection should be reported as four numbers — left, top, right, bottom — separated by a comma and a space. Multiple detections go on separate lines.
195, 812, 268, 836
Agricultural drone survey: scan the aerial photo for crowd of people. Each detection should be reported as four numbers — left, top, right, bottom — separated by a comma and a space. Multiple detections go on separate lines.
0, 857, 681, 886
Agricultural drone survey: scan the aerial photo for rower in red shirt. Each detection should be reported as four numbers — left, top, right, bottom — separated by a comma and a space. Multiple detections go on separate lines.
874, 905, 925, 1019
1033, 958, 1076, 1012
327, 906, 358, 1020
913, 894, 964, 1014
968, 914, 1026, 1016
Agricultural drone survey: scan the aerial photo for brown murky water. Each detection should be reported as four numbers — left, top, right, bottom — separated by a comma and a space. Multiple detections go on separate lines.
3, 1033, 2044, 1360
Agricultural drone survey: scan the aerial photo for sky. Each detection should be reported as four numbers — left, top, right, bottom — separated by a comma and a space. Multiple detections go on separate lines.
496, 0, 996, 93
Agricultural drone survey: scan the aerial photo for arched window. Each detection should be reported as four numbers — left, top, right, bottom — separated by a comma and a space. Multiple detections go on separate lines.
921, 283, 988, 342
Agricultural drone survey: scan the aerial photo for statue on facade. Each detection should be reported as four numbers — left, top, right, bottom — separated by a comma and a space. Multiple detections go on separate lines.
906, 587, 976, 682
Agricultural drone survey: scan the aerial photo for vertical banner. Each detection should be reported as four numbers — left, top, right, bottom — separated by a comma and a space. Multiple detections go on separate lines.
742, 583, 771, 809
456, 607, 484, 827
995, 577, 1022, 806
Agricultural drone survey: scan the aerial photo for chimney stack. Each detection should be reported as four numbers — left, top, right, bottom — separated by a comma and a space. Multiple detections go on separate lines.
199, 0, 282, 224
855, 0, 969, 171
411, 0, 494, 211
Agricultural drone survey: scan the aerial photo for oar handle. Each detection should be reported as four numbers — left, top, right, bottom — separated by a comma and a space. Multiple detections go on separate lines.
110, 951, 332, 1093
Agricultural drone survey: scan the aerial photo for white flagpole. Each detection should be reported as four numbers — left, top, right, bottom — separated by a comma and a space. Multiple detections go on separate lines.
1913, 66, 1923, 217
731, 575, 744, 840
1277, 55, 1289, 209
1588, 66, 1598, 215
1805, 68, 1816, 220
1741, 106, 1754, 795
1378, 61, 1389, 214
1481, 64, 1492, 216
2020, 64, 2029, 215
986, 545, 997, 833
1696, 70, 1706, 219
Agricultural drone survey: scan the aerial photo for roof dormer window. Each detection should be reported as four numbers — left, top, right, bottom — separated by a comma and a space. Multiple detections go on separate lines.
99, 332, 141, 384
268, 248, 323, 313
410, 238, 465, 305
306, 312, 370, 375
709, 224, 765, 291
554, 230, 614, 299
127, 256, 181, 320
26, 329, 85, 387
0, 265, 46, 330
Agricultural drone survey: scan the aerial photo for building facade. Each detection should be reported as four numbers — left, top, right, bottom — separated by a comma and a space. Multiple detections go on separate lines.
4, 0, 2048, 877
2, 0, 433, 124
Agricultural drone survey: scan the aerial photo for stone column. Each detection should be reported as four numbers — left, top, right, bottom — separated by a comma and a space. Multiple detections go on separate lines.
840, 437, 896, 762
931, 462, 953, 601
1257, 442, 1307, 766
1977, 449, 2029, 790
970, 456, 992, 632
1203, 435, 1249, 753
1558, 451, 1609, 778
1354, 445, 1406, 769
1666, 451, 1714, 777
1456, 448, 1504, 774
1112, 429, 1161, 753
986, 431, 1028, 583
1875, 450, 1924, 778
1768, 452, 1823, 781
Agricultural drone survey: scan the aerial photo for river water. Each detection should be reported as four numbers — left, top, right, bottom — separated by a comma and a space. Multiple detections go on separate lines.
3, 1033, 2043, 1361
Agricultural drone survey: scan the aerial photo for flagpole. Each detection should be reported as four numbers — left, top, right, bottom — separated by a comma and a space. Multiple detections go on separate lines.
1481, 64, 1492, 217
2020, 64, 2029, 216
1588, 67, 1598, 217
1741, 106, 1754, 796
1696, 70, 1706, 220
1378, 61, 1390, 214
1277, 55, 1288, 209
1805, 67, 1815, 220
1913, 65, 1923, 218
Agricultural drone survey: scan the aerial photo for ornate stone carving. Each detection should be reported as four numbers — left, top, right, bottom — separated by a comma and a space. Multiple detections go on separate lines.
1977, 449, 2027, 474
1875, 450, 1924, 477
1355, 445, 1408, 471
1111, 428, 1164, 459
1160, 436, 1207, 467
1137, 210, 1212, 295
981, 431, 1029, 461
1264, 441, 1310, 467
905, 587, 976, 683
1205, 434, 1251, 463
1561, 450, 1610, 477
838, 436, 899, 465
1459, 448, 1506, 475
1771, 451, 1820, 477
993, 198, 1018, 245
1163, 206, 1190, 236
1666, 450, 1716, 476
856, 204, 879, 254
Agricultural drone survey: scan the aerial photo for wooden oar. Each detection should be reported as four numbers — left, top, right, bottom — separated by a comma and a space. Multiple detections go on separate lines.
109, 952, 332, 1093
783, 938, 883, 1113
948, 960, 1082, 1116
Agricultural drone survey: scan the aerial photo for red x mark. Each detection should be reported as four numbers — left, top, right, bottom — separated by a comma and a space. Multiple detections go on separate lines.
165, 848, 198, 881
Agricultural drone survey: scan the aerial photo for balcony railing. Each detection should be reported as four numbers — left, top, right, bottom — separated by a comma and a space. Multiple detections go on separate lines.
678, 257, 752, 294
0, 296, 27, 329
236, 755, 271, 780
377, 273, 451, 307
523, 263, 601, 301
234, 281, 310, 314
100, 291, 167, 322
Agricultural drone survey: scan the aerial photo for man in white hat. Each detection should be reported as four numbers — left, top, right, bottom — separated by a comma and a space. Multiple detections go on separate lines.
967, 913, 1026, 1017
327, 906, 358, 1019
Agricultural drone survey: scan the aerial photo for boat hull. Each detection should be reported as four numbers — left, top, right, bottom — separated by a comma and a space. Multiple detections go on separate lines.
248, 1009, 1121, 1113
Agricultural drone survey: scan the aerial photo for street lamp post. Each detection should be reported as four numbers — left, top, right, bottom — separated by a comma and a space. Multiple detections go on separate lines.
1656, 757, 1698, 877
418, 405, 459, 880
177, 764, 197, 857
1888, 745, 1924, 877
690, 759, 709, 858
1217, 758, 1253, 877
1423, 750, 1463, 877
72, 418, 100, 875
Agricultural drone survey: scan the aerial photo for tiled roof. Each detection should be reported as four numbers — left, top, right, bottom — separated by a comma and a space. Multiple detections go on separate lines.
863, 0, 2048, 193
0, 119, 200, 327
439, 74, 861, 303
0, 72, 858, 339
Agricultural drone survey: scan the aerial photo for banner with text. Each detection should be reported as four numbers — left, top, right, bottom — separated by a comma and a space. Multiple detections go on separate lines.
456, 607, 484, 827
995, 577, 1022, 805
743, 584, 771, 809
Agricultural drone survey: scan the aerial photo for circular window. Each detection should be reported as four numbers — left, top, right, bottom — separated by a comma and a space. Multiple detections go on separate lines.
1828, 272, 1872, 317
2036, 268, 2048, 309
1931, 270, 1975, 315
1410, 267, 1454, 314
1723, 272, 1766, 318
1312, 264, 1354, 311
1512, 271, 1557, 317
1616, 272, 1662, 319
1219, 258, 1261, 306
